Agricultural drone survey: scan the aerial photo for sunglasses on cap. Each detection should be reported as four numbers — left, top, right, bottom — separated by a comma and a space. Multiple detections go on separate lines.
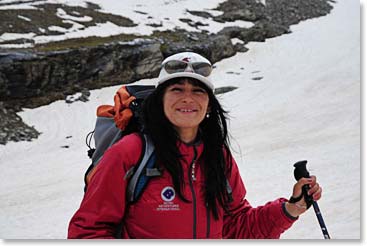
162, 60, 212, 77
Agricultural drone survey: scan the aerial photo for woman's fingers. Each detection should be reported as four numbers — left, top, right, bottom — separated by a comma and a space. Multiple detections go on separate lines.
307, 175, 323, 200
292, 177, 312, 197
312, 186, 322, 201
293, 175, 322, 201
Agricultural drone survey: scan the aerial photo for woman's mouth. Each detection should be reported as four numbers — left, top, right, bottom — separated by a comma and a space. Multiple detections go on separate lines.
177, 108, 198, 113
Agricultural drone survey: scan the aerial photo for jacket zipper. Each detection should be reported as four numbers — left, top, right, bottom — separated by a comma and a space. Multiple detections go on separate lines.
188, 145, 197, 238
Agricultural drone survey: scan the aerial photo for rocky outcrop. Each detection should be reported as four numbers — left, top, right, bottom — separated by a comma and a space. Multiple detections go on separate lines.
0, 0, 334, 145
0, 35, 239, 107
0, 40, 163, 105
0, 101, 39, 145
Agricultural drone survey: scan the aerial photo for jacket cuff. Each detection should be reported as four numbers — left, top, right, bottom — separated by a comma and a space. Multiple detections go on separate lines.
282, 202, 299, 220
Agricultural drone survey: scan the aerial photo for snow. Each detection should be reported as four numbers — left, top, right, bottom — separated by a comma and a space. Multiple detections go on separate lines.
0, 0, 253, 48
55, 8, 93, 22
257, 0, 266, 6
0, 0, 362, 241
231, 38, 244, 45
17, 15, 31, 22
0, 32, 35, 42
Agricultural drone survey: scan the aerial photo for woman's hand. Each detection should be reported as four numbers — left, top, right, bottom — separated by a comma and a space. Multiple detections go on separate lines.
285, 175, 322, 218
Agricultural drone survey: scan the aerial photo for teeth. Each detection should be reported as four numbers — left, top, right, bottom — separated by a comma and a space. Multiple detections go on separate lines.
178, 109, 195, 112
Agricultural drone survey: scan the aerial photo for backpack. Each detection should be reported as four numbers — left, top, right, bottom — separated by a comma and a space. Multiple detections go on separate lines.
84, 84, 162, 203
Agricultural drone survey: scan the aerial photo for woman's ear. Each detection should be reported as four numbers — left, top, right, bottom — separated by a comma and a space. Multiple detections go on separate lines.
206, 106, 211, 114
205, 106, 211, 118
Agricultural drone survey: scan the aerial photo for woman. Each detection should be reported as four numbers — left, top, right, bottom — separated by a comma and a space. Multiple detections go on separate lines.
68, 52, 322, 239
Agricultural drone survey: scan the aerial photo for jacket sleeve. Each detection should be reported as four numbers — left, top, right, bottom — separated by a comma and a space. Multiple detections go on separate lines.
68, 134, 142, 239
222, 157, 297, 239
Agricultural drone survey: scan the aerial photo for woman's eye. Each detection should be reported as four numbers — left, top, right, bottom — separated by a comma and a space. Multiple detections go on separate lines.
193, 88, 206, 94
170, 87, 182, 92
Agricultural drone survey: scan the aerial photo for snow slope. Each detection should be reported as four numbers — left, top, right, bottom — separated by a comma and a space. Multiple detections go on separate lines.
0, 0, 361, 240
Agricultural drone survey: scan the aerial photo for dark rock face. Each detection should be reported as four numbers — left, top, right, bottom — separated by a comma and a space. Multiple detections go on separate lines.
0, 40, 163, 102
0, 0, 334, 145
158, 29, 237, 64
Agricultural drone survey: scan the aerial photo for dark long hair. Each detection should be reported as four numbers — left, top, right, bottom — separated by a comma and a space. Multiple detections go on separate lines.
141, 78, 233, 219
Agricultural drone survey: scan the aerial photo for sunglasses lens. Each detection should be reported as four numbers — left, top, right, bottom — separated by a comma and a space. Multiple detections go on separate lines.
164, 61, 188, 74
191, 62, 212, 77
163, 60, 212, 77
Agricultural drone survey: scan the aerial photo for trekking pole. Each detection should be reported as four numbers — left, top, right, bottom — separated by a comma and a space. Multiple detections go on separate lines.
293, 160, 331, 239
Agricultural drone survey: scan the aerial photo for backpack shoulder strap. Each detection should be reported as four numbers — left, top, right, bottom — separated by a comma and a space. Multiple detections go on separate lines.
125, 134, 161, 203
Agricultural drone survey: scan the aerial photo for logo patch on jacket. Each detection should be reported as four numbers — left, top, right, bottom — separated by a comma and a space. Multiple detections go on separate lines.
161, 186, 175, 201
156, 186, 180, 211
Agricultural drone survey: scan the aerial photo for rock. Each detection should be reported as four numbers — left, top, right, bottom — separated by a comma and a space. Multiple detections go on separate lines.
213, 0, 265, 22
0, 0, 334, 144
234, 43, 249, 53
214, 86, 238, 95
0, 101, 40, 145
187, 10, 213, 19
0, 39, 163, 106
0, 3, 136, 39
157, 29, 236, 63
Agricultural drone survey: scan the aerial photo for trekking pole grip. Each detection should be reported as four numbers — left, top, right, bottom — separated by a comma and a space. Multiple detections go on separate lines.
293, 160, 331, 239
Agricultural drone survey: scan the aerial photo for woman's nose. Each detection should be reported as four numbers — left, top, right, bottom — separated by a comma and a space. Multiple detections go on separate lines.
182, 90, 194, 102
180, 87, 195, 102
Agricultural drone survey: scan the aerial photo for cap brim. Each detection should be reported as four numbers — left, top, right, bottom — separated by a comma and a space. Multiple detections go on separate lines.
157, 72, 214, 91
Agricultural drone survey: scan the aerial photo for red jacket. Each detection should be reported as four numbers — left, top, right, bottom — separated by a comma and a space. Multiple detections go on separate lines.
68, 133, 296, 239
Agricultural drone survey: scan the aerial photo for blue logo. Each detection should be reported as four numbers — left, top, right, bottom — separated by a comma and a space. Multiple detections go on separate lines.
161, 186, 175, 202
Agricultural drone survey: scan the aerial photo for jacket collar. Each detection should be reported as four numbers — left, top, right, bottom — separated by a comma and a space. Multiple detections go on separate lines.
177, 137, 204, 166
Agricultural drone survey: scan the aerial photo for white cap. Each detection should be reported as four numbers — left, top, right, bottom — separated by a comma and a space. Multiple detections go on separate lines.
157, 52, 214, 90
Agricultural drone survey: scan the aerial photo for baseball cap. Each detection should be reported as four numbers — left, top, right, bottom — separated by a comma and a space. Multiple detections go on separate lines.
157, 52, 214, 91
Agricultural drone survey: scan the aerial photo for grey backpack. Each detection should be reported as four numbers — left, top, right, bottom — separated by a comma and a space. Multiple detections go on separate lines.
84, 85, 162, 203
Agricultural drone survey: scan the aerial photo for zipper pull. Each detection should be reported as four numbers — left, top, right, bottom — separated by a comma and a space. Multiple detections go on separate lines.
191, 161, 196, 181
190, 145, 198, 181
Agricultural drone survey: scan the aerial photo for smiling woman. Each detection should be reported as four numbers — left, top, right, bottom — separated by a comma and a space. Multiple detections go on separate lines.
68, 52, 323, 239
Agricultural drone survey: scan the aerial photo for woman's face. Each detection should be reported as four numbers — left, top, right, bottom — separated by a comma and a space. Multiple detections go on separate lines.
163, 78, 210, 138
